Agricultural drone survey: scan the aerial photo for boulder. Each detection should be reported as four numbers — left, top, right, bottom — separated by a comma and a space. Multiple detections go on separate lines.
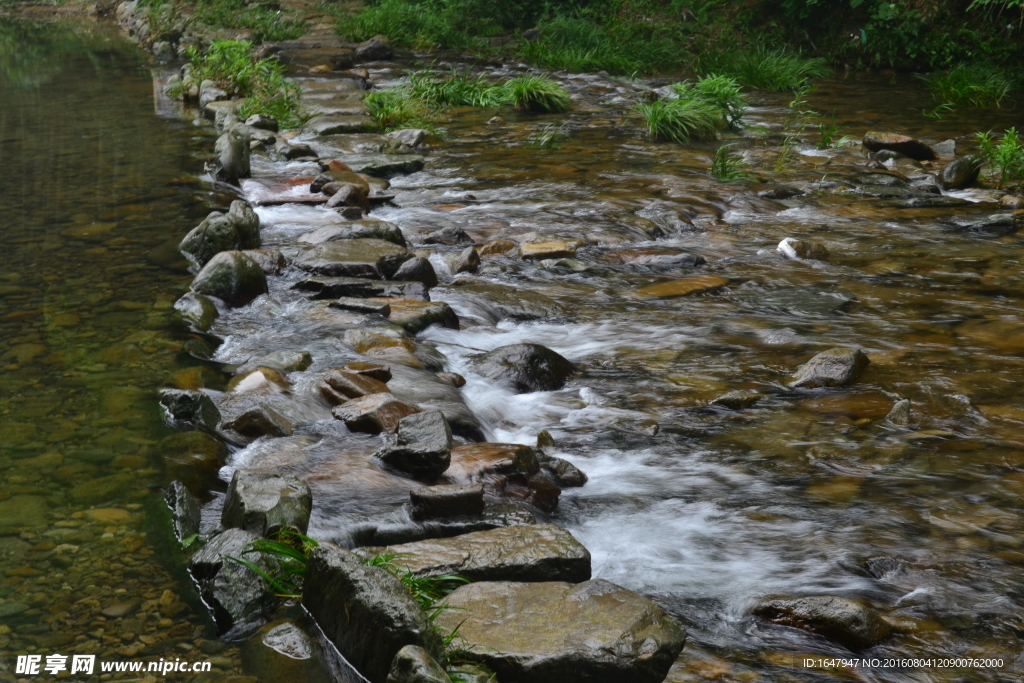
436, 372, 465, 387
158, 389, 221, 430
173, 292, 220, 332
752, 595, 892, 650
392, 257, 438, 289
246, 113, 279, 131
435, 280, 565, 323
222, 469, 312, 536
191, 251, 268, 307
446, 443, 559, 512
299, 221, 406, 247
950, 213, 1020, 235
629, 252, 706, 268
537, 454, 587, 487
385, 129, 428, 148
303, 543, 444, 683
329, 297, 392, 315
293, 276, 428, 301
480, 239, 517, 256
777, 238, 828, 260
179, 200, 261, 267
241, 620, 332, 683
423, 226, 472, 246
862, 132, 938, 161
376, 410, 454, 480
449, 246, 480, 274
790, 348, 870, 389
472, 343, 574, 393
354, 35, 393, 62
937, 155, 982, 190
294, 239, 411, 279
434, 580, 686, 683
189, 528, 279, 634
333, 393, 421, 434
1000, 194, 1024, 209
709, 390, 762, 410
159, 431, 227, 491
382, 299, 459, 334
369, 524, 591, 583
323, 367, 392, 399
397, 410, 452, 449
211, 123, 251, 182
165, 480, 201, 542
634, 275, 729, 298
344, 361, 392, 382
410, 483, 485, 520
223, 405, 294, 438
931, 139, 955, 156
242, 248, 286, 274
325, 183, 369, 209
885, 399, 911, 425
238, 350, 313, 375
387, 646, 450, 683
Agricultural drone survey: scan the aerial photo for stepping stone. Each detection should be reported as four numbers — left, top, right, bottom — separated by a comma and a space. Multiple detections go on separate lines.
333, 393, 420, 434
292, 277, 427, 300
306, 115, 377, 136
634, 275, 729, 298
222, 469, 313, 536
294, 238, 411, 279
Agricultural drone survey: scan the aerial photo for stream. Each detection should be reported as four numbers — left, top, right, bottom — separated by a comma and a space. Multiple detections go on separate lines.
2, 15, 1024, 683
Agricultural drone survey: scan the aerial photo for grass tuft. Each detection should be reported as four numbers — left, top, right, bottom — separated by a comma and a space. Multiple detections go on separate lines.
710, 143, 752, 180
635, 98, 720, 143
506, 74, 572, 113
977, 127, 1024, 187
698, 45, 831, 91
527, 123, 570, 149
924, 63, 1017, 108
193, 0, 307, 42
365, 87, 441, 131
407, 69, 507, 107
672, 74, 746, 128
225, 528, 319, 598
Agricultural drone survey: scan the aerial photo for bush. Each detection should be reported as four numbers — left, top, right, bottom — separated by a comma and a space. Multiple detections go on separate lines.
924, 63, 1017, 108
698, 45, 831, 91
185, 41, 302, 127
505, 74, 572, 113
635, 98, 720, 143
977, 127, 1024, 187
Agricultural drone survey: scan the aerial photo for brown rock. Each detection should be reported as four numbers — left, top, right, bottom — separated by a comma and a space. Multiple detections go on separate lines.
862, 132, 938, 161
634, 275, 729, 299
333, 393, 421, 434
324, 368, 391, 399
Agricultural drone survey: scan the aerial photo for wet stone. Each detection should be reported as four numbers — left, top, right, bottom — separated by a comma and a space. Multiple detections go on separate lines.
392, 256, 438, 289
790, 348, 870, 389
191, 250, 268, 307
753, 595, 892, 650
410, 483, 485, 520
159, 389, 222, 430
333, 393, 421, 434
387, 645, 450, 683
165, 481, 201, 542
241, 620, 332, 683
329, 297, 392, 315
635, 275, 729, 298
222, 469, 313, 536
293, 276, 428, 300
190, 528, 280, 635
324, 368, 391, 399
385, 128, 428, 148
238, 350, 313, 375
472, 343, 574, 393
710, 390, 763, 410
299, 221, 406, 247
70, 473, 134, 505
520, 241, 578, 260
437, 280, 566, 323
173, 292, 219, 332
294, 238, 411, 279
383, 299, 460, 334
537, 454, 588, 488
0, 495, 49, 535
449, 246, 480, 274
436, 372, 465, 387
179, 200, 261, 268
886, 399, 911, 426
777, 237, 828, 260
423, 226, 472, 246
938, 155, 982, 190
223, 405, 294, 438
862, 132, 938, 161
344, 361, 393, 382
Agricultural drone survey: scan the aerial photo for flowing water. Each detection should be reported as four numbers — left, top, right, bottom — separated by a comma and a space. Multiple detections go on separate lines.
2, 16, 1023, 683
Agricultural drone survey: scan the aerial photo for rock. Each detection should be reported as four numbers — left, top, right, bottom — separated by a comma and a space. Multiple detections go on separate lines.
937, 155, 982, 190
294, 239, 411, 279
931, 139, 956, 156
222, 470, 313, 536
634, 275, 729, 298
323, 368, 391, 399
862, 132, 938, 161
537, 455, 587, 487
436, 280, 566, 323
423, 226, 472, 246
101, 598, 141, 618
211, 123, 251, 182
446, 443, 558, 512
480, 239, 517, 256
950, 213, 1020, 234
376, 410, 454, 480
387, 645, 450, 683
886, 399, 911, 426
326, 183, 369, 209
370, 524, 590, 583
0, 495, 48, 534
710, 390, 762, 410
243, 248, 286, 274
392, 257, 438, 289
69, 473, 134, 505
223, 405, 294, 438
435, 580, 685, 683
777, 238, 828, 260
397, 410, 452, 449
165, 480, 201, 542
383, 299, 459, 334
385, 128, 428, 148
436, 372, 465, 387
1000, 194, 1024, 209
199, 80, 228, 109
241, 620, 332, 683
276, 139, 317, 160
303, 543, 444, 683
299, 221, 406, 247
294, 276, 427, 301
246, 113, 279, 131
159, 431, 227, 491
191, 251, 268, 307
240, 350, 313, 374
520, 241, 578, 260
329, 297, 393, 315
472, 344, 574, 393
410, 484, 485, 520
791, 348, 870, 389
333, 393, 421, 434
536, 430, 555, 448
345, 361, 393, 382
0, 601, 30, 617
629, 252, 706, 268
189, 528, 279, 635
354, 35, 393, 62
174, 291, 219, 332
752, 596, 892, 650
449, 246, 480, 274
158, 389, 221, 430
757, 184, 804, 200
228, 366, 291, 394
180, 200, 261, 268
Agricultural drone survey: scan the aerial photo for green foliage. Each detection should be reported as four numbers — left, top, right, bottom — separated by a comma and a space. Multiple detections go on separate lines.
193, 0, 307, 42
672, 74, 746, 127
527, 123, 570, 149
816, 112, 852, 149
185, 41, 302, 127
698, 45, 831, 91
977, 127, 1024, 187
225, 529, 319, 598
333, 0, 490, 52
635, 98, 720, 143
364, 553, 470, 612
365, 87, 441, 131
505, 74, 573, 113
924, 63, 1017, 108
407, 69, 507, 106
710, 143, 752, 181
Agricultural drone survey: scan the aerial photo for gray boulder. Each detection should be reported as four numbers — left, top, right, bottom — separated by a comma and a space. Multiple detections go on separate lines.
223, 405, 294, 438
790, 348, 870, 389
423, 226, 472, 246
173, 291, 220, 332
298, 220, 406, 247
387, 645, 451, 683
753, 595, 892, 650
164, 480, 201, 542
392, 257, 438, 289
862, 132, 938, 161
241, 620, 332, 683
303, 543, 444, 683
398, 410, 453, 449
158, 389, 221, 430
410, 483, 485, 520
449, 246, 480, 274
537, 454, 587, 488
472, 343, 574, 393
245, 113, 278, 131
211, 123, 251, 183
294, 238, 411, 279
434, 579, 685, 683
937, 155, 982, 190
355, 35, 393, 62
222, 469, 313, 536
376, 410, 454, 480
189, 528, 279, 634
191, 250, 268, 307
386, 129, 428, 148
885, 399, 911, 426
333, 393, 421, 434
367, 524, 591, 583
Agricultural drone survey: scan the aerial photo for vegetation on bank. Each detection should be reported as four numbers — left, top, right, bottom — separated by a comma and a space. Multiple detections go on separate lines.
977, 127, 1024, 187
140, 0, 306, 43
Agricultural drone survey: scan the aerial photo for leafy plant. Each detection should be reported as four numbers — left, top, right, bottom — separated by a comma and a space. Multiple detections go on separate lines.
635, 98, 720, 143
505, 74, 573, 113
364, 553, 470, 613
774, 82, 816, 172
194, 0, 307, 42
365, 87, 441, 131
408, 69, 507, 107
977, 127, 1024, 187
226, 528, 319, 598
698, 45, 831, 91
817, 112, 852, 149
673, 75, 746, 128
923, 63, 1017, 108
711, 143, 752, 180
527, 123, 570, 149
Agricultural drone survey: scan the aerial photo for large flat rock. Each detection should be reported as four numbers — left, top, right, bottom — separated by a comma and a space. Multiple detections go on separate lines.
360, 524, 591, 583
307, 115, 377, 136
339, 153, 426, 178
294, 238, 411, 278
435, 580, 686, 683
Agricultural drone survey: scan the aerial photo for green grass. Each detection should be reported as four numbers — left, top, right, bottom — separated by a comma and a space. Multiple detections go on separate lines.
184, 40, 302, 127
332, 0, 491, 52
977, 127, 1024, 187
364, 553, 469, 612
635, 98, 720, 143
225, 528, 319, 598
710, 143, 752, 180
407, 69, 507, 106
697, 45, 832, 91
672, 74, 746, 128
527, 123, 570, 149
193, 0, 307, 42
365, 87, 442, 131
506, 74, 572, 112
924, 63, 1017, 107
